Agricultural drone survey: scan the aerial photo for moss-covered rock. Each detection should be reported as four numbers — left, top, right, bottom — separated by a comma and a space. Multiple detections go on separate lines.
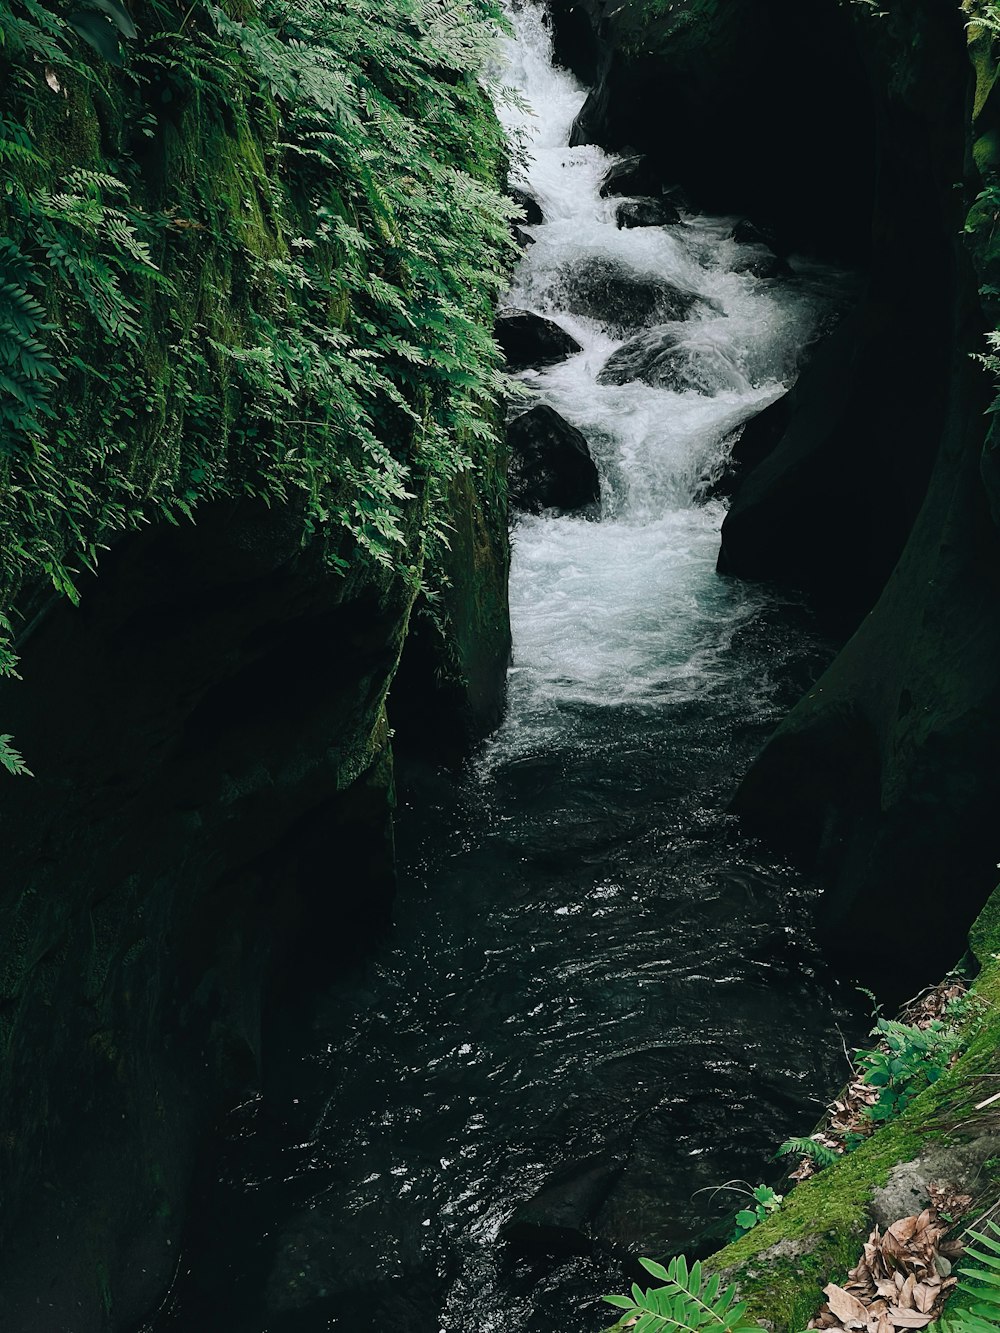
0, 2, 513, 1326
705, 885, 1000, 1331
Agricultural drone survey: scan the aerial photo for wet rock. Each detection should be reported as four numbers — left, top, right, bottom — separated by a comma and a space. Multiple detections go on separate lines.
496, 309, 582, 371
597, 326, 747, 395
507, 404, 600, 514
709, 392, 793, 499
504, 1149, 626, 1257
731, 217, 782, 252
616, 197, 681, 229
511, 185, 544, 225
730, 248, 793, 280
549, 0, 603, 84
560, 256, 703, 336
513, 225, 536, 249
598, 153, 665, 199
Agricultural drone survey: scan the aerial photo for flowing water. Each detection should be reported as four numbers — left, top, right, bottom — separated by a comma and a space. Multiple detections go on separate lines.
153, 5, 863, 1329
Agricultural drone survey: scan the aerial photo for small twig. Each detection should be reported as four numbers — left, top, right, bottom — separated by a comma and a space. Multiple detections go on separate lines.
835, 1023, 854, 1071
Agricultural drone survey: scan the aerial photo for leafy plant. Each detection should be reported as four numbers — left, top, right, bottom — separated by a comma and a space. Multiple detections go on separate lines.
604, 1254, 762, 1333
930, 1219, 1000, 1333
0, 0, 519, 771
856, 1016, 962, 1125
775, 1136, 841, 1171
732, 1185, 783, 1240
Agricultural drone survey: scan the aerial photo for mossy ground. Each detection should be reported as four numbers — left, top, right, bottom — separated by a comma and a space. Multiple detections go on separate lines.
706, 887, 1000, 1331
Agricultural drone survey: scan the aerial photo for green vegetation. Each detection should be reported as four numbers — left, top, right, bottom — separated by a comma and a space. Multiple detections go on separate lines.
856, 1014, 965, 1126
604, 1255, 761, 1333
696, 885, 1000, 1332
776, 1137, 842, 1171
731, 1184, 784, 1241
0, 0, 517, 765
934, 1220, 1000, 1333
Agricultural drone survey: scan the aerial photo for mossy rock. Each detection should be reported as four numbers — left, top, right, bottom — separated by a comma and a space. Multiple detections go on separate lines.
705, 886, 1000, 1331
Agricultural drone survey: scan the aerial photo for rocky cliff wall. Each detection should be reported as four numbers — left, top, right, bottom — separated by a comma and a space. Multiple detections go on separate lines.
0, 1, 512, 1326
552, 0, 1000, 990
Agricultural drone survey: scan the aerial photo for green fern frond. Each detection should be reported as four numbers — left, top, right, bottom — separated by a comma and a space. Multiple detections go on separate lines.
0, 736, 33, 778
928, 1220, 1000, 1333
604, 1255, 761, 1333
775, 1137, 841, 1169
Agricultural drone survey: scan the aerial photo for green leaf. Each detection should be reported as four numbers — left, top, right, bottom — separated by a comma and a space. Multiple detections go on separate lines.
67, 10, 123, 63
641, 1258, 671, 1284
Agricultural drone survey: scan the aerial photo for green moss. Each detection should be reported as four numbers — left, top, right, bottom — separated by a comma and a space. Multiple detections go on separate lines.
706, 885, 1000, 1331
0, 0, 516, 728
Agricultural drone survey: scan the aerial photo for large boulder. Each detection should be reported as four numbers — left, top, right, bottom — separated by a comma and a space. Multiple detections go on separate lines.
729, 248, 792, 280
495, 309, 582, 371
730, 217, 783, 252
597, 325, 748, 395
507, 404, 601, 514
616, 197, 681, 229
598, 153, 666, 199
563, 0, 874, 263
559, 256, 705, 337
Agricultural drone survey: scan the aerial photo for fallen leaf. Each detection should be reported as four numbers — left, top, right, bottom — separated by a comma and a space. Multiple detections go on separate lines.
913, 1282, 939, 1314
825, 1283, 871, 1326
886, 1307, 935, 1327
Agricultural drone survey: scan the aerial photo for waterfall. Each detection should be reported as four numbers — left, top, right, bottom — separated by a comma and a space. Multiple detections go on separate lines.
490, 0, 846, 755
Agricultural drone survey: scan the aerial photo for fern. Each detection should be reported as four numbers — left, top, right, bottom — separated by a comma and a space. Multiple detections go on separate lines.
0, 0, 518, 771
775, 1137, 841, 1170
929, 1220, 1000, 1333
0, 736, 33, 778
604, 1255, 762, 1333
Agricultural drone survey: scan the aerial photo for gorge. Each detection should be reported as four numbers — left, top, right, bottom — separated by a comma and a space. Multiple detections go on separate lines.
1, 0, 1000, 1329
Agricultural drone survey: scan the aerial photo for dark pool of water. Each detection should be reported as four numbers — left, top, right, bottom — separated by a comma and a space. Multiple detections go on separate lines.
148, 591, 864, 1333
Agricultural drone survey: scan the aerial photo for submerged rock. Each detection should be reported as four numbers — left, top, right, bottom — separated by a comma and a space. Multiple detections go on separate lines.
496, 309, 582, 370
559, 256, 703, 337
511, 185, 544, 225
597, 325, 748, 394
504, 1149, 626, 1257
507, 404, 601, 514
730, 217, 782, 251
616, 197, 681, 229
730, 248, 793, 280
598, 154, 664, 199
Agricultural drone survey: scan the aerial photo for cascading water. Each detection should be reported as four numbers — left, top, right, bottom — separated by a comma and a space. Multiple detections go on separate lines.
152, 6, 861, 1331
493, 1, 846, 740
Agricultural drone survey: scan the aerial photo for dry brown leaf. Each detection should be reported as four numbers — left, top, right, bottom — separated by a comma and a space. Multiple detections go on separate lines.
825, 1283, 871, 1327
886, 1306, 935, 1328
899, 1273, 917, 1308
889, 1216, 918, 1245
912, 1282, 939, 1314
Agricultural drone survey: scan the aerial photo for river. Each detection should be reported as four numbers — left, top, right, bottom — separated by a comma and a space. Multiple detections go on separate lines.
150, 4, 861, 1329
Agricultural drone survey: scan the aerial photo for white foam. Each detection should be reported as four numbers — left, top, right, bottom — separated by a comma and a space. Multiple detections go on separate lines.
488, 1, 845, 748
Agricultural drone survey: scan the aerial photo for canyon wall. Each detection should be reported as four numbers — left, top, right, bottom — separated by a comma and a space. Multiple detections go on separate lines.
552, 0, 1000, 987
0, 2, 511, 1325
